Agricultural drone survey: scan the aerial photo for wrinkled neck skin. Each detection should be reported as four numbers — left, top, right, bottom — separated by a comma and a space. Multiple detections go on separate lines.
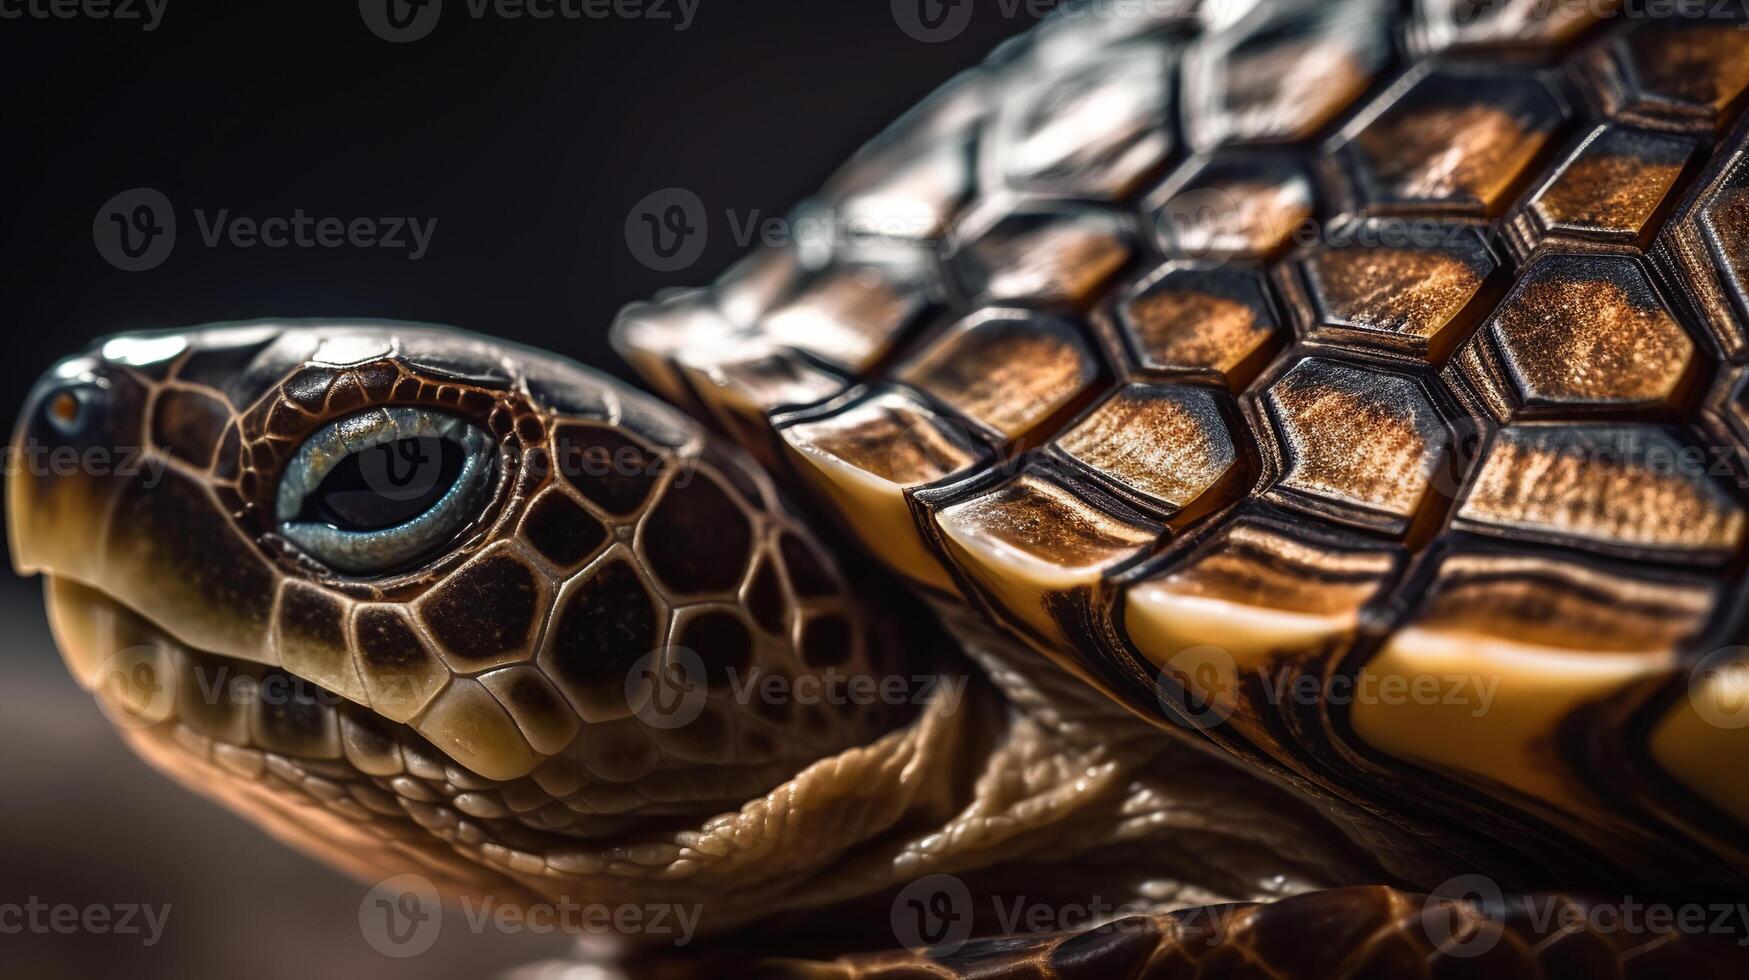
54, 563, 1449, 952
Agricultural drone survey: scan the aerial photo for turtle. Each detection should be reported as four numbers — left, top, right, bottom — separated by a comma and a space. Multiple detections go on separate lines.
13, 0, 1749, 974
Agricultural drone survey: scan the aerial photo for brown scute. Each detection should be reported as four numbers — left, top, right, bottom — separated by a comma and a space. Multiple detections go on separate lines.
1344, 67, 1566, 214
951, 208, 1134, 307
548, 559, 659, 699
1054, 384, 1241, 517
356, 606, 428, 672
280, 367, 337, 411
1411, 552, 1715, 653
1592, 20, 1749, 129
419, 552, 540, 666
1527, 126, 1696, 241
1456, 425, 1746, 559
786, 389, 980, 487
555, 423, 663, 516
1156, 522, 1397, 618
279, 581, 346, 652
1119, 266, 1279, 385
761, 265, 928, 370
1187, 2, 1387, 148
678, 609, 753, 689
1482, 254, 1696, 412
1296, 234, 1492, 357
642, 473, 753, 596
1263, 359, 1453, 532
150, 387, 232, 468
521, 491, 609, 570
948, 474, 1157, 570
897, 310, 1100, 441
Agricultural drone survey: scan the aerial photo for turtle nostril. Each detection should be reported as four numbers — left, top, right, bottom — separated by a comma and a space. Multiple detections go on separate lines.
39, 382, 106, 439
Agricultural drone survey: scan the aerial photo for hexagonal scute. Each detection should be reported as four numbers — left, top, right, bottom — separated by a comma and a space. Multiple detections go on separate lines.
1261, 358, 1459, 537
1181, 0, 1392, 150
1511, 125, 1700, 253
1455, 424, 1746, 561
519, 489, 609, 573
1147, 153, 1315, 262
1116, 264, 1281, 389
554, 422, 667, 518
639, 467, 755, 598
945, 204, 1136, 308
1331, 64, 1568, 216
1580, 18, 1749, 134
539, 553, 666, 723
1453, 253, 1700, 419
988, 41, 1174, 201
415, 545, 549, 672
1410, 0, 1604, 53
756, 260, 936, 373
1657, 128, 1749, 359
895, 308, 1104, 443
1052, 383, 1245, 522
779, 386, 990, 594
1279, 222, 1497, 362
936, 471, 1160, 644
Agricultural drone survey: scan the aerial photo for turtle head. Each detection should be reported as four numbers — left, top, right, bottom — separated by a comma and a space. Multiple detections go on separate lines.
8, 320, 922, 917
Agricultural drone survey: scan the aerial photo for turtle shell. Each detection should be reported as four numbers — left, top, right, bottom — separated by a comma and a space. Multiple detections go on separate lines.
614, 0, 1749, 893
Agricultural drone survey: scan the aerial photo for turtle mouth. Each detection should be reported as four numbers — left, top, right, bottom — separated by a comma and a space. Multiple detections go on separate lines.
41, 571, 829, 836
35, 573, 993, 922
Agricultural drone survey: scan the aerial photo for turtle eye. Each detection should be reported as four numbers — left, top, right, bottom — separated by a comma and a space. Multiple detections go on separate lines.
276, 407, 496, 575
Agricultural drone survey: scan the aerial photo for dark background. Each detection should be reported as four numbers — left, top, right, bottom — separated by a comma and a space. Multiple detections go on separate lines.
0, 2, 1040, 977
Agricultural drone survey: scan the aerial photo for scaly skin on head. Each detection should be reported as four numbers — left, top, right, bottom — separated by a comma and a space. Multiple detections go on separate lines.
9, 321, 1400, 951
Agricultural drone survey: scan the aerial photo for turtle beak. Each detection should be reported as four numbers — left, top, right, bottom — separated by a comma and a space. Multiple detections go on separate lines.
8, 348, 147, 586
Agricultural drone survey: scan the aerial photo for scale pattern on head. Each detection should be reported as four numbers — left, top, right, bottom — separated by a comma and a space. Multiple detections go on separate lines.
614, 0, 1749, 896
10, 322, 903, 899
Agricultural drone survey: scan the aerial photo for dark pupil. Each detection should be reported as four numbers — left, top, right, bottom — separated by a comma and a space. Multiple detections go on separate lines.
303, 437, 466, 531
